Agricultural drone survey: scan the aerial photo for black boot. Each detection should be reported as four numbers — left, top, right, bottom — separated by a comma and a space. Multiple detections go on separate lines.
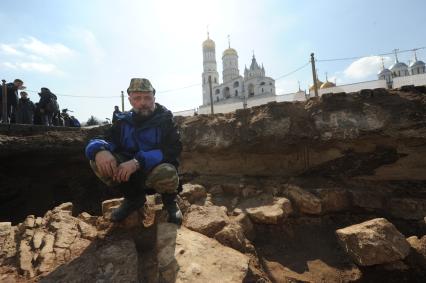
161, 193, 182, 225
111, 195, 146, 222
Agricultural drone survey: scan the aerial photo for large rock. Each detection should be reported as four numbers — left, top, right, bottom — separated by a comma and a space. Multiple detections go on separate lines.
78, 212, 97, 226
233, 212, 255, 241
52, 202, 73, 213
180, 183, 207, 203
101, 198, 123, 217
183, 205, 230, 237
0, 203, 107, 279
214, 224, 247, 252
0, 222, 17, 262
77, 220, 97, 240
40, 236, 138, 283
242, 196, 292, 224
157, 223, 249, 283
283, 184, 322, 215
406, 235, 426, 269
24, 215, 36, 229
336, 218, 411, 266
19, 239, 34, 277
32, 230, 46, 249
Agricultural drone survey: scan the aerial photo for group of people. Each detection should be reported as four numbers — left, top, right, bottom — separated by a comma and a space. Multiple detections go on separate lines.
0, 78, 80, 127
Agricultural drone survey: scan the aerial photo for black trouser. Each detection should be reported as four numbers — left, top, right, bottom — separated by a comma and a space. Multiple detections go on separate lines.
116, 170, 155, 200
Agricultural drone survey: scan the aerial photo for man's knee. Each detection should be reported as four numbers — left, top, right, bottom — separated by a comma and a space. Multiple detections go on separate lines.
89, 160, 115, 187
145, 163, 179, 194
89, 154, 124, 187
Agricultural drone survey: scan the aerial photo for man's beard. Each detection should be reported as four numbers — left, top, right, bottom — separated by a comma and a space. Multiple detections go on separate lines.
133, 106, 155, 117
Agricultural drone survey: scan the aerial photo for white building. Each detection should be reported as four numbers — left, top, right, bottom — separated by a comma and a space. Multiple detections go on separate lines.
199, 34, 276, 113
173, 47, 426, 117
307, 49, 426, 99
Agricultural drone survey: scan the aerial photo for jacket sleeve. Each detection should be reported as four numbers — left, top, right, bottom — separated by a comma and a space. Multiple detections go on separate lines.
85, 122, 120, 161
7, 86, 18, 107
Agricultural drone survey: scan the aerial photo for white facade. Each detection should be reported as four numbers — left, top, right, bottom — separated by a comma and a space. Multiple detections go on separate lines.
393, 73, 426, 88
222, 48, 240, 83
173, 108, 197, 117
305, 51, 426, 99
309, 80, 388, 97
293, 90, 308, 101
197, 93, 288, 115
202, 36, 220, 105
201, 35, 276, 107
176, 45, 426, 116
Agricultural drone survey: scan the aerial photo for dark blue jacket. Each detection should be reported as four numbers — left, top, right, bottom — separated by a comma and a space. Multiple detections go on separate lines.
70, 117, 81, 127
16, 98, 35, 124
85, 103, 182, 172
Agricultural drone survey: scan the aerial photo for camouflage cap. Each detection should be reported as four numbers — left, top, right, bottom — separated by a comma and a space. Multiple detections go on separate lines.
127, 78, 154, 94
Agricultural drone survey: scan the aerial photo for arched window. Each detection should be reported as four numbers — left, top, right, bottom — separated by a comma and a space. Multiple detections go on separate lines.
214, 77, 217, 83
248, 84, 254, 96
215, 89, 220, 95
262, 88, 264, 93
216, 97, 219, 102
235, 90, 238, 96
233, 81, 239, 88
260, 82, 265, 86
224, 87, 230, 98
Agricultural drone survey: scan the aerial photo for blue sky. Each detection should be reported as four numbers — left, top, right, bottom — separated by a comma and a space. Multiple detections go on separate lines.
1, 0, 425, 122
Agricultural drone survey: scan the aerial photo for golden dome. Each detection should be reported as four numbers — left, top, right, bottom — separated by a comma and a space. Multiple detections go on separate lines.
222, 48, 237, 57
309, 80, 323, 91
320, 81, 336, 89
202, 38, 215, 49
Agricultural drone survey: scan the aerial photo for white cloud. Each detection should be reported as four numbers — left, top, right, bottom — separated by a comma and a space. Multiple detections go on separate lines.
2, 61, 59, 74
20, 36, 75, 59
0, 44, 24, 56
344, 56, 392, 80
0, 36, 74, 75
2, 62, 18, 69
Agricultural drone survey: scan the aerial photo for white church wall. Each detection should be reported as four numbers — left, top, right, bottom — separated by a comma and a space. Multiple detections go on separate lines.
198, 101, 244, 114
174, 109, 197, 117
293, 91, 308, 101
276, 93, 295, 102
393, 73, 426, 88
246, 95, 276, 108
197, 94, 277, 115
310, 80, 387, 96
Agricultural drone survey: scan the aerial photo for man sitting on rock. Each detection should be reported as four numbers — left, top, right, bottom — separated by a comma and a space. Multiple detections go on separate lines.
85, 78, 183, 224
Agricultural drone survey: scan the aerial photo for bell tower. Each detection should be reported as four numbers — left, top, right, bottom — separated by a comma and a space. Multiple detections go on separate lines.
202, 31, 219, 105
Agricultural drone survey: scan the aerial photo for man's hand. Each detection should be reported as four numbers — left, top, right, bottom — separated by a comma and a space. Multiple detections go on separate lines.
95, 150, 117, 178
114, 160, 138, 183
